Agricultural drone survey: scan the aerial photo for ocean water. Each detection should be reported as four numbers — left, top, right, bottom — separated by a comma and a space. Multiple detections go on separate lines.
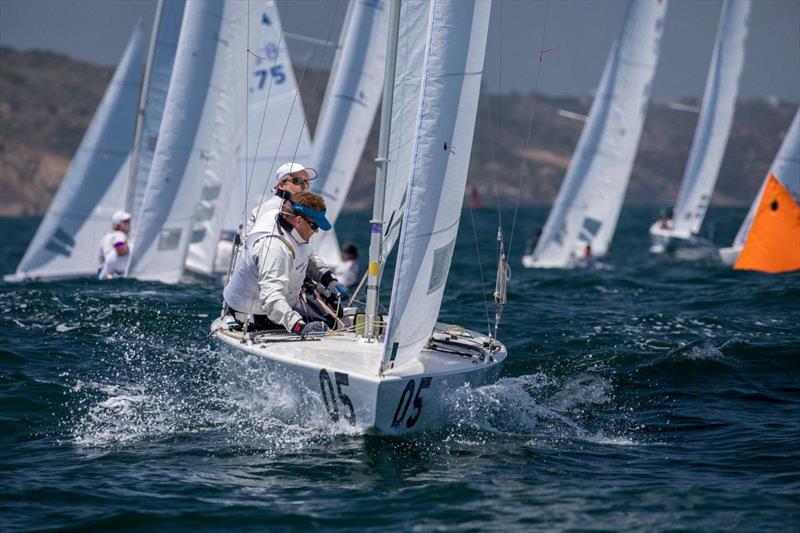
1, 206, 798, 531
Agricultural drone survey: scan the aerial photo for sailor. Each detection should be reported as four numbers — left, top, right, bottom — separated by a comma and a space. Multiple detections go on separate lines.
98, 231, 130, 279
223, 191, 348, 336
334, 242, 360, 288
98, 210, 131, 270
247, 162, 318, 231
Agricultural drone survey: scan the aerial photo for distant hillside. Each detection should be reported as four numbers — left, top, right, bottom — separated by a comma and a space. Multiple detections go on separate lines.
0, 46, 796, 216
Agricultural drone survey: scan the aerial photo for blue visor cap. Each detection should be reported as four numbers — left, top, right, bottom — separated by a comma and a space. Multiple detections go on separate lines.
291, 203, 332, 231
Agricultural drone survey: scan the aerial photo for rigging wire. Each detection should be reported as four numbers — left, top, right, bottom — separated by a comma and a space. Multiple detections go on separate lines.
507, 0, 553, 261
248, 0, 345, 234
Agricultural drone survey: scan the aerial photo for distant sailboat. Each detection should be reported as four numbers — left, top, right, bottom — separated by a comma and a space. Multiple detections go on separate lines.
127, 0, 249, 283
522, 0, 667, 269
719, 109, 800, 271
212, 0, 506, 435
4, 24, 147, 282
649, 0, 750, 257
218, 0, 313, 273
310, 0, 389, 266
127, 0, 187, 227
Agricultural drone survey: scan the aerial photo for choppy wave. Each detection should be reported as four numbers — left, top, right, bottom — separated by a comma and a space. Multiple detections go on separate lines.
2, 208, 799, 530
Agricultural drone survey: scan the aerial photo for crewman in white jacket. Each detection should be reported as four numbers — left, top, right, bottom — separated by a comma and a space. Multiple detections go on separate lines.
223, 191, 347, 336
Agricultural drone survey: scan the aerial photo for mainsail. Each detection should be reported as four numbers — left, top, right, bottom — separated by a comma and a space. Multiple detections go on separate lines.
310, 0, 389, 264
6, 24, 146, 281
670, 0, 750, 236
381, 0, 491, 371
127, 0, 187, 225
530, 0, 667, 268
221, 0, 312, 240
128, 0, 248, 282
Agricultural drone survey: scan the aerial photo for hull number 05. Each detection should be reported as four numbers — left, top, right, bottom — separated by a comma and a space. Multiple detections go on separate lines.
392, 377, 432, 429
319, 369, 356, 426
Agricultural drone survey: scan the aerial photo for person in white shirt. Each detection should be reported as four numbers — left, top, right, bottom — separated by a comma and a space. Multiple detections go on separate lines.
223, 191, 347, 336
98, 210, 131, 271
98, 231, 130, 279
334, 242, 360, 288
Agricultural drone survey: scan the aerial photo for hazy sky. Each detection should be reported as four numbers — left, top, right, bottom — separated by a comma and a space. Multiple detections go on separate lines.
1, 0, 798, 102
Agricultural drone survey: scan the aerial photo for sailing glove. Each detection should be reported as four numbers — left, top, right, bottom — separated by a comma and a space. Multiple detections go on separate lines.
293, 320, 329, 337
327, 280, 348, 299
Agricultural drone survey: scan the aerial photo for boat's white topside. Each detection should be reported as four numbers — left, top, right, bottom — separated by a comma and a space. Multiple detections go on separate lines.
213, 317, 506, 382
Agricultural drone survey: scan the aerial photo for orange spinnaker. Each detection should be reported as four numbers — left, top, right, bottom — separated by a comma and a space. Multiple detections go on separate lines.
735, 174, 800, 273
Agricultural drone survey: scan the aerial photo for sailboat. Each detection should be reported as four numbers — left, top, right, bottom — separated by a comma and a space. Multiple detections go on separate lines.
4, 24, 147, 282
127, 0, 250, 283
309, 0, 389, 266
521, 0, 667, 269
649, 0, 750, 258
211, 0, 507, 435
5, 0, 186, 283
718, 109, 800, 272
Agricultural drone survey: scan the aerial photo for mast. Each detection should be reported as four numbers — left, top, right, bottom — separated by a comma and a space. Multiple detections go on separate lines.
125, 0, 164, 213
364, 0, 401, 341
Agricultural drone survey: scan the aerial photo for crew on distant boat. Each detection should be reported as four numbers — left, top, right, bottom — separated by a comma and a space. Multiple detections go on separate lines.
656, 208, 673, 230
334, 242, 360, 288
98, 231, 130, 280
223, 191, 348, 336
98, 210, 131, 271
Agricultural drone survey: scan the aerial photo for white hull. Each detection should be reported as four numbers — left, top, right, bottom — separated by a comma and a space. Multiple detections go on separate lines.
649, 222, 716, 260
211, 317, 506, 435
718, 246, 741, 266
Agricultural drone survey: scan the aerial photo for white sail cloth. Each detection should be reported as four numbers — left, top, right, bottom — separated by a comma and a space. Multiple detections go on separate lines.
6, 25, 146, 281
310, 0, 389, 264
381, 0, 491, 371
671, 0, 751, 236
128, 0, 186, 225
381, 0, 432, 255
731, 109, 800, 249
128, 0, 248, 282
222, 0, 313, 241
531, 0, 668, 268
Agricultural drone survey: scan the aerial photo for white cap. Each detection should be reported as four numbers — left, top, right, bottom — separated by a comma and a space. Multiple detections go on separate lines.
275, 162, 318, 182
111, 210, 132, 227
111, 231, 128, 246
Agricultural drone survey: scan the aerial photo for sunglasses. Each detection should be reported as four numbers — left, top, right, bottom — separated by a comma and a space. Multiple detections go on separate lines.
303, 217, 319, 231
283, 176, 310, 186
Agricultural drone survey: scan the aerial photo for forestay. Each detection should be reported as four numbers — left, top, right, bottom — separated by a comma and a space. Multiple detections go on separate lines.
310, 0, 389, 264
127, 0, 186, 225
6, 25, 146, 281
531, 0, 667, 267
732, 109, 800, 248
222, 0, 313, 239
381, 0, 491, 371
380, 0, 431, 254
128, 0, 248, 282
671, 0, 750, 236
